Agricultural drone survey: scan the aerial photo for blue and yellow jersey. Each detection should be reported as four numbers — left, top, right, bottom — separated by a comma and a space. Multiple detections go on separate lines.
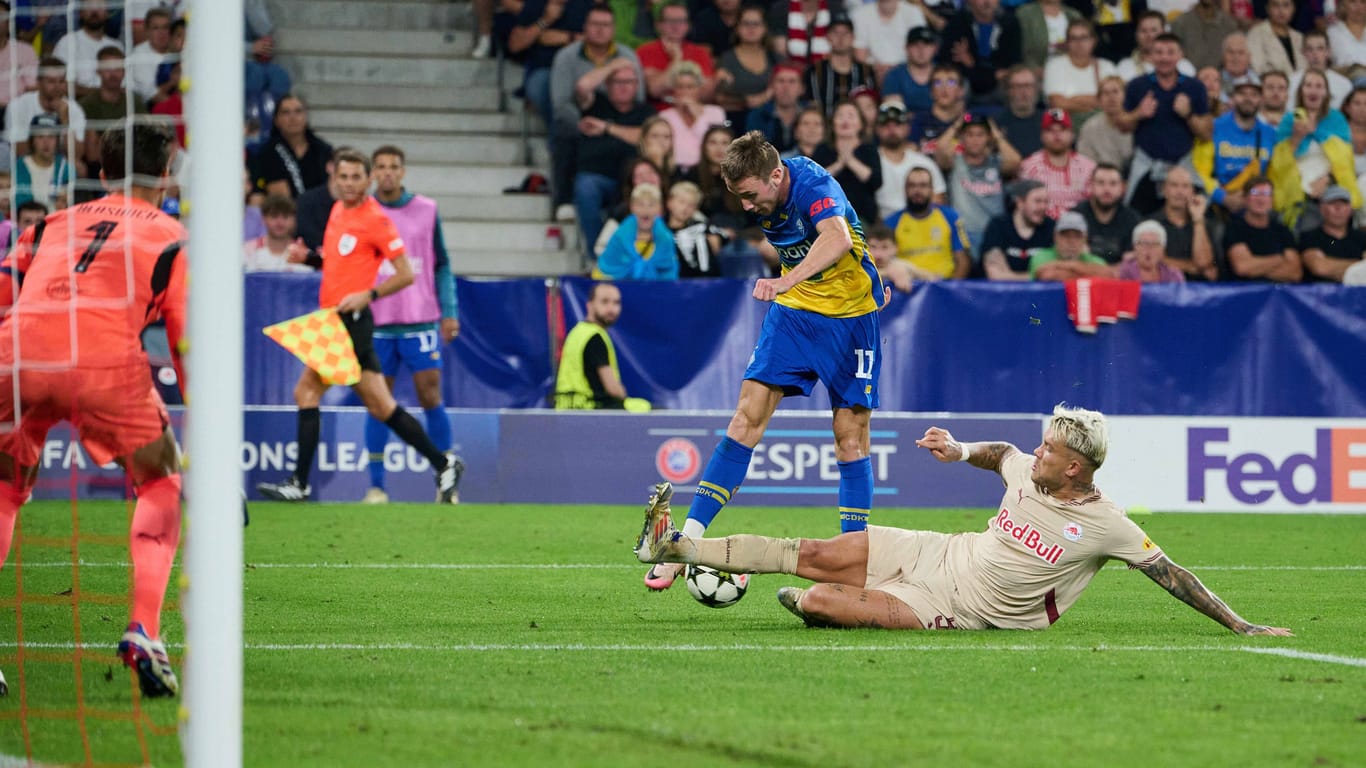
885, 204, 970, 279
1191, 112, 1276, 206
757, 157, 884, 319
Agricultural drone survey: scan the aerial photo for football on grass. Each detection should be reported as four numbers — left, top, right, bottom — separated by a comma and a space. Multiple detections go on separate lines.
684, 565, 749, 608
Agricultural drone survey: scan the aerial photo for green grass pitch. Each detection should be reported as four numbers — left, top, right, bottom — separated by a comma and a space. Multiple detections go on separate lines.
2, 500, 1363, 767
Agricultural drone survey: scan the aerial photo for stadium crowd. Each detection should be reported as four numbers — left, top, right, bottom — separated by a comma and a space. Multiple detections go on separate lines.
489, 0, 1366, 285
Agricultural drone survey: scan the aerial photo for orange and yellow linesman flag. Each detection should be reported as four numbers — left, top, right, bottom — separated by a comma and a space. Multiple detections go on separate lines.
262, 309, 362, 386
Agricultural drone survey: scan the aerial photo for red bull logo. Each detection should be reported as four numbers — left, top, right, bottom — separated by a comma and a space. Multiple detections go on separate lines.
656, 438, 701, 485
992, 509, 1064, 564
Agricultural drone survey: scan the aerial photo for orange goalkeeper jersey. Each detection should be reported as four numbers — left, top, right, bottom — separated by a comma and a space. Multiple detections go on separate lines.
0, 194, 188, 378
318, 196, 406, 309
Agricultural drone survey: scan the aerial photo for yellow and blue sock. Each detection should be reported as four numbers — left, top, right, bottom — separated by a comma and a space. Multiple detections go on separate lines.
683, 436, 753, 538
837, 457, 872, 532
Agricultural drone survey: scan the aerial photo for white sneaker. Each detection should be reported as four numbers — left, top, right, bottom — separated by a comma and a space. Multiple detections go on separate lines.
471, 35, 491, 59
555, 203, 576, 222
362, 487, 389, 504
0, 665, 7, 697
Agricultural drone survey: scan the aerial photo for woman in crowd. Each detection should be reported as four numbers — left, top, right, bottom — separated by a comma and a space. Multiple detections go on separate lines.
637, 117, 679, 188
659, 61, 727, 172
1247, 0, 1302, 75
810, 99, 882, 223
1269, 69, 1358, 231
1198, 67, 1227, 119
1044, 19, 1117, 127
715, 6, 779, 130
1117, 221, 1186, 283
685, 124, 747, 233
781, 106, 827, 160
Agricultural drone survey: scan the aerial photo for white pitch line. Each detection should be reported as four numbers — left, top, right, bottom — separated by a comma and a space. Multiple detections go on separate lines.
11, 562, 1366, 571
2, 641, 1364, 668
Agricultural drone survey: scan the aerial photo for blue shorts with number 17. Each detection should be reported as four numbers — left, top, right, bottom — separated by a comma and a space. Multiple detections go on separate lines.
373, 329, 443, 377
744, 303, 880, 410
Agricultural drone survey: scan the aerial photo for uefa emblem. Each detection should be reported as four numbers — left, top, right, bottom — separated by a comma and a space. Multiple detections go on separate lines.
1062, 522, 1083, 541
655, 438, 701, 485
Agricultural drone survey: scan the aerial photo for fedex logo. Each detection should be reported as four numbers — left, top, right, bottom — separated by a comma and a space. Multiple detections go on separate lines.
1187, 428, 1366, 505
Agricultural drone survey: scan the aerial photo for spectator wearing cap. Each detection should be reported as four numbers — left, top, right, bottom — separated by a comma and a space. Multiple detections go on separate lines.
745, 63, 806, 152
992, 65, 1043, 158
1289, 33, 1353, 110
875, 98, 946, 219
0, 1, 40, 113
812, 99, 883, 222
1223, 176, 1303, 282
14, 113, 72, 211
638, 2, 716, 110
936, 0, 1021, 108
1299, 185, 1366, 282
882, 26, 938, 117
1117, 220, 1187, 283
885, 165, 972, 279
803, 15, 874, 116
1044, 20, 1116, 127
1077, 75, 1134, 171
1016, 0, 1081, 74
78, 47, 147, 180
1117, 33, 1212, 215
51, 0, 120, 98
851, 0, 927, 84
1029, 211, 1114, 280
1192, 72, 1274, 215
935, 111, 1016, 253
982, 178, 1054, 280
1019, 108, 1096, 220
1171, 0, 1238, 72
713, 6, 779, 129
1247, 0, 1302, 77
4, 58, 87, 166
1269, 68, 1358, 231
659, 61, 727, 170
1072, 163, 1143, 264
913, 63, 968, 153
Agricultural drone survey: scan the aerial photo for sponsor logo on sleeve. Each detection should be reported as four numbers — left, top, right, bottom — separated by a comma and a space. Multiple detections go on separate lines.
1142, 537, 1155, 550
388, 237, 404, 252
809, 197, 835, 217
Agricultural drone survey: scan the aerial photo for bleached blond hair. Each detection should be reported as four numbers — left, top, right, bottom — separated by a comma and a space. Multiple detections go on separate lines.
1048, 403, 1108, 468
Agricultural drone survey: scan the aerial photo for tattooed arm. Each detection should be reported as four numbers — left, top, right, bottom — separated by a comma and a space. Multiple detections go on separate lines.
1138, 555, 1293, 636
915, 427, 1019, 475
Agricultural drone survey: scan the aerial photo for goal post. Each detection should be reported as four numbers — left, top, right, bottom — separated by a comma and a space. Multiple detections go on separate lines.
183, 1, 245, 765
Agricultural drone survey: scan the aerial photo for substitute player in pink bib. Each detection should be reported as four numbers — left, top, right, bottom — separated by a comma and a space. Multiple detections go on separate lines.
635, 404, 1291, 635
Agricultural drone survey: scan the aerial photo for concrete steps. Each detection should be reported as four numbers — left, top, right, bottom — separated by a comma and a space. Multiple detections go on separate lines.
269, 0, 471, 31
308, 108, 536, 135
444, 220, 581, 254
451, 249, 584, 278
434, 194, 550, 222
324, 131, 546, 166
295, 82, 504, 113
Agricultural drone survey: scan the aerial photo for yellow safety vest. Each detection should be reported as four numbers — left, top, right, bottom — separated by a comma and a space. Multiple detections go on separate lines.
554, 321, 617, 410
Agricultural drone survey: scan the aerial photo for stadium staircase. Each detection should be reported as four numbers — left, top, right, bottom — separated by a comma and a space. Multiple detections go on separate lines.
269, 0, 582, 277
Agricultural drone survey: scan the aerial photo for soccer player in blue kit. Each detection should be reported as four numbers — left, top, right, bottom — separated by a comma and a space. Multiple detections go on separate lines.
645, 130, 888, 590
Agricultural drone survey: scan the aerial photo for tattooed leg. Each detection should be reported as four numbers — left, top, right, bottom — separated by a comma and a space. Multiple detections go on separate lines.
796, 583, 927, 630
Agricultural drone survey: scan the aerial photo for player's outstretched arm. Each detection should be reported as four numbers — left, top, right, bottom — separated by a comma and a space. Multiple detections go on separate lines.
914, 427, 1018, 474
1138, 555, 1293, 636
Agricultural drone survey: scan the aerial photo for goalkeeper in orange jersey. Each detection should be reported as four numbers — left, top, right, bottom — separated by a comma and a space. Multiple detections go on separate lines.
0, 123, 185, 698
